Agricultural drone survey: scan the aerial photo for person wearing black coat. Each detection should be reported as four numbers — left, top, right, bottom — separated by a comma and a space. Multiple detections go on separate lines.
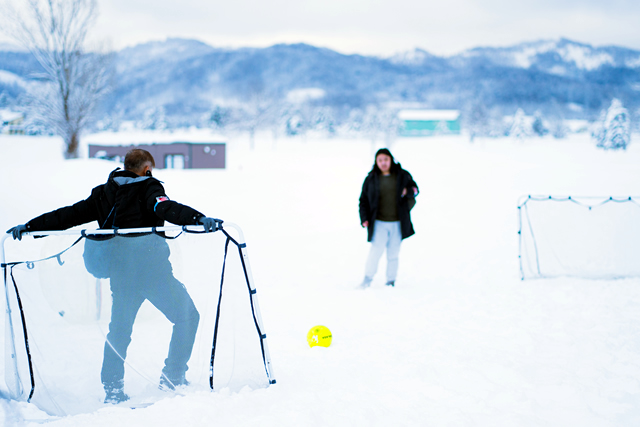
6, 149, 222, 404
358, 148, 418, 288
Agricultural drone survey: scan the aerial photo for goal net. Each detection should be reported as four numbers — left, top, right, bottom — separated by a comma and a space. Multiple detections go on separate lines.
518, 196, 640, 280
1, 225, 275, 416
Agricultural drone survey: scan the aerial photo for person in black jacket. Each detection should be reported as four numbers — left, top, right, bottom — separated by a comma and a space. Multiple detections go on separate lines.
6, 149, 221, 404
358, 148, 418, 288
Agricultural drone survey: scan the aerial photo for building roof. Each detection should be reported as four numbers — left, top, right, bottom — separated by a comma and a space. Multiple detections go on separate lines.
0, 109, 24, 123
398, 109, 460, 121
84, 129, 226, 146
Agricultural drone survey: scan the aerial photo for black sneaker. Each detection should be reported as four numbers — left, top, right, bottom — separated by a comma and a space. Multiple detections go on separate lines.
385, 281, 395, 287
159, 374, 190, 391
104, 383, 129, 404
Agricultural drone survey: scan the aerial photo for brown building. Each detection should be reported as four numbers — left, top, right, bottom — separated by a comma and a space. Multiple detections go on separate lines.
88, 142, 226, 169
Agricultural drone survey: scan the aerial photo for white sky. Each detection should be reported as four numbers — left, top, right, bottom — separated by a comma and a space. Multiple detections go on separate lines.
4, 0, 640, 56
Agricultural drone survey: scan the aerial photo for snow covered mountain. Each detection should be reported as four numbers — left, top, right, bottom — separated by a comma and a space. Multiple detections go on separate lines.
1, 38, 639, 123
452, 38, 640, 74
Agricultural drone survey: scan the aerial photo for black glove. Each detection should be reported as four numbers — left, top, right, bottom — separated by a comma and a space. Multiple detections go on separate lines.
198, 217, 223, 232
7, 224, 28, 241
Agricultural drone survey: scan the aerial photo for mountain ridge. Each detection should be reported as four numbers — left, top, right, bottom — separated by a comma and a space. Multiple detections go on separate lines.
1, 37, 638, 125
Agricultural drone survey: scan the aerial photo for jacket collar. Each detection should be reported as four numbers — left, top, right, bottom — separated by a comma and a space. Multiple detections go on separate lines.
108, 168, 152, 186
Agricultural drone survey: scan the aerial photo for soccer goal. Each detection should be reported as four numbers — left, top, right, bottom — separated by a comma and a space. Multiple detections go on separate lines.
518, 195, 640, 280
1, 223, 275, 416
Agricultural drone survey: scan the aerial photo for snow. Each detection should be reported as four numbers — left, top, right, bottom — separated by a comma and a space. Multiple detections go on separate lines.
465, 39, 620, 71
285, 88, 326, 104
559, 44, 614, 71
84, 129, 226, 149
0, 71, 27, 89
388, 48, 431, 65
0, 109, 24, 124
3, 131, 640, 426
398, 110, 460, 121
510, 41, 557, 68
0, 42, 26, 52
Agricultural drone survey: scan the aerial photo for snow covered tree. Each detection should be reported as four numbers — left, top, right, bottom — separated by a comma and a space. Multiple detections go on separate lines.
509, 108, 531, 140
1, 0, 113, 158
632, 108, 640, 135
139, 106, 167, 130
591, 109, 607, 146
207, 106, 230, 130
285, 112, 303, 136
531, 111, 548, 137
486, 107, 507, 137
596, 99, 630, 150
0, 91, 9, 108
95, 108, 123, 132
379, 108, 400, 146
548, 118, 568, 139
464, 100, 489, 142
344, 108, 365, 135
362, 106, 384, 141
311, 106, 336, 136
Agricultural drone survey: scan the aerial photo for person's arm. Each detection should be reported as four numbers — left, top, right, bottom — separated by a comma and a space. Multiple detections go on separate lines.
146, 181, 205, 225
401, 171, 419, 198
25, 197, 99, 232
359, 177, 370, 228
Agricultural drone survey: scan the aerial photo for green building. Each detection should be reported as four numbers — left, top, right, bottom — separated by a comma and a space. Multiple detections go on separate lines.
398, 109, 461, 136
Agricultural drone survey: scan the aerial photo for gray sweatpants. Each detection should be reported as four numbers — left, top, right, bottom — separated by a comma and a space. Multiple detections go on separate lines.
364, 220, 402, 282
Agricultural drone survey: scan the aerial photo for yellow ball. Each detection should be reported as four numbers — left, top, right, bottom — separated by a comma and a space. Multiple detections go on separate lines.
307, 325, 332, 348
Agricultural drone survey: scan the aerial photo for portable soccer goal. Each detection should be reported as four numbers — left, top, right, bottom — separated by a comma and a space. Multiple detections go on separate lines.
1, 223, 275, 415
518, 195, 640, 280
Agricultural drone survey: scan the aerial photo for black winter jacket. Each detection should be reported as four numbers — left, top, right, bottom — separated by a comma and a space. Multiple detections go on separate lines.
359, 163, 418, 242
26, 168, 204, 232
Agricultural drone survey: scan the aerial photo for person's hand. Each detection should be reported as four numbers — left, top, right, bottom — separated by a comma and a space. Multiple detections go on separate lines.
362, 221, 369, 228
402, 187, 419, 197
7, 224, 27, 241
199, 217, 223, 232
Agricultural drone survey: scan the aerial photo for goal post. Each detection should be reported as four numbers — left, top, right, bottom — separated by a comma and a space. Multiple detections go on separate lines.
518, 195, 640, 280
1, 223, 275, 415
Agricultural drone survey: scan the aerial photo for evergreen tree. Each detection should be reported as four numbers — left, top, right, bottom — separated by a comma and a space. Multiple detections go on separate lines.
531, 111, 548, 137
596, 99, 630, 150
208, 106, 229, 130
509, 108, 530, 140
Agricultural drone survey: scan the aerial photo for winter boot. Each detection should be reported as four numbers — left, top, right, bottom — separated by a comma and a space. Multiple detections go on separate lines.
359, 277, 372, 289
385, 280, 395, 287
159, 373, 190, 391
104, 381, 129, 404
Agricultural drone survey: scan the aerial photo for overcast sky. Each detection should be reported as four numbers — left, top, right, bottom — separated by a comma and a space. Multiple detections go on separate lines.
5, 0, 640, 56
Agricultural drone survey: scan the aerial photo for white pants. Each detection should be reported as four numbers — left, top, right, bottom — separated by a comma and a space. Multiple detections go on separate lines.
365, 220, 402, 282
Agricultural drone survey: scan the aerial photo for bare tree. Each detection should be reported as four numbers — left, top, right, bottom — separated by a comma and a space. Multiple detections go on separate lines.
1, 0, 112, 158
240, 75, 275, 149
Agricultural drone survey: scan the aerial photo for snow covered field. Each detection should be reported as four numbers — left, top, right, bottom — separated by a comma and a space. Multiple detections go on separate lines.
3, 131, 640, 426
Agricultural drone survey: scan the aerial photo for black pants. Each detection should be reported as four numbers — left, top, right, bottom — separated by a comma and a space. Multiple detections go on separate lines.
100, 235, 200, 387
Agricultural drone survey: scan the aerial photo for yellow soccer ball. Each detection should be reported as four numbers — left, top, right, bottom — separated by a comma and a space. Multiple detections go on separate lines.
307, 325, 332, 348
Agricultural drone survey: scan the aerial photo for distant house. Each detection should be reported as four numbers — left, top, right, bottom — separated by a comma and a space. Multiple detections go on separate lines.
88, 142, 226, 169
0, 109, 25, 135
398, 110, 461, 136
